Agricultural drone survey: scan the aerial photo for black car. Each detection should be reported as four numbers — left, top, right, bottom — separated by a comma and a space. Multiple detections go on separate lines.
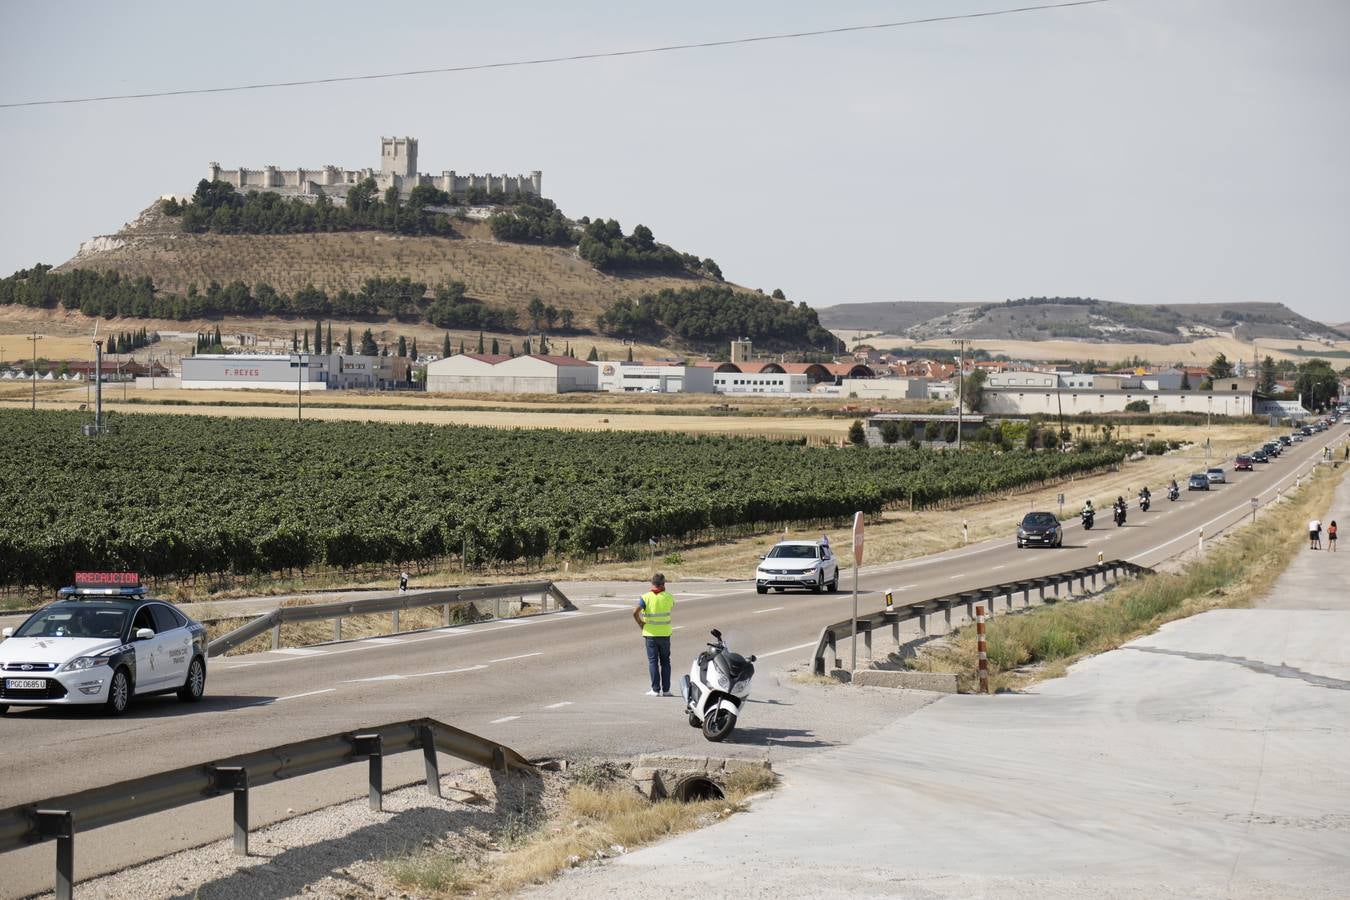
1279, 435, 1292, 446
1251, 449, 1269, 463
1187, 473, 1210, 491
1017, 511, 1063, 548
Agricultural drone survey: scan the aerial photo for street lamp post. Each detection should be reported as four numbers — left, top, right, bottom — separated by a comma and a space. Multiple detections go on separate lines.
953, 339, 967, 450
290, 353, 310, 422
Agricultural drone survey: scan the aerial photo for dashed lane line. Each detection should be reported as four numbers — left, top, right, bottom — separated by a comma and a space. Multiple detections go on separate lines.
757, 640, 819, 659
275, 688, 336, 702
490, 715, 520, 724
409, 664, 488, 678
753, 606, 784, 614
590, 603, 633, 609
544, 701, 573, 709
489, 652, 543, 663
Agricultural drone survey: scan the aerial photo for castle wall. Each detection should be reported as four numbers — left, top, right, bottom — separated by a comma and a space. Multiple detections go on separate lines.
207, 138, 541, 204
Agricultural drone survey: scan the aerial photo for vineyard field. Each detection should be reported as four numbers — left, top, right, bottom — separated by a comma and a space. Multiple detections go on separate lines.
0, 410, 1123, 588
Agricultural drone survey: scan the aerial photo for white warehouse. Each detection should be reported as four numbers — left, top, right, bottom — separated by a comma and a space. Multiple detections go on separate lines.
424, 354, 599, 393
180, 353, 409, 390
594, 361, 714, 393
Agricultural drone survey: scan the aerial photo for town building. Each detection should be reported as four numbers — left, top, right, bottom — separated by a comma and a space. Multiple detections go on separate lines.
424, 354, 598, 393
593, 361, 715, 393
180, 354, 408, 391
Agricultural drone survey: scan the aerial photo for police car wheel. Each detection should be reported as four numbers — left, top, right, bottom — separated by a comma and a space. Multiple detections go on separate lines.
178, 657, 206, 702
827, 577, 838, 593
104, 668, 131, 715
0, 705, 8, 716
755, 585, 767, 594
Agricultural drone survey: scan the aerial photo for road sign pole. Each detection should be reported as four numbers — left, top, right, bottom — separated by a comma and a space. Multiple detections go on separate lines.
851, 511, 864, 672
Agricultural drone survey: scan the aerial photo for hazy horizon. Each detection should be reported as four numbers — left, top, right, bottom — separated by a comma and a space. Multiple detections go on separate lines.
2, 0, 1347, 324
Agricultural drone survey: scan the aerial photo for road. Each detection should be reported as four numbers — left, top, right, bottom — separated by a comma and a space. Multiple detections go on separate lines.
0, 422, 1344, 895
530, 463, 1350, 900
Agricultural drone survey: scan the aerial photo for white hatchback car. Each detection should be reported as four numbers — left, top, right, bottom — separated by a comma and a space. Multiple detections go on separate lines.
755, 540, 839, 594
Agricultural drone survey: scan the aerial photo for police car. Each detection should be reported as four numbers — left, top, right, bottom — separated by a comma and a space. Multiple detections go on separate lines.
0, 573, 207, 715
755, 539, 840, 594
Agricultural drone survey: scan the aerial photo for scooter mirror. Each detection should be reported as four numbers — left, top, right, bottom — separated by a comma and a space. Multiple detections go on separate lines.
749, 655, 757, 662
710, 628, 722, 640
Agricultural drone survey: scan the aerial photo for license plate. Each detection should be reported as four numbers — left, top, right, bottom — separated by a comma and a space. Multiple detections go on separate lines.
5, 678, 46, 690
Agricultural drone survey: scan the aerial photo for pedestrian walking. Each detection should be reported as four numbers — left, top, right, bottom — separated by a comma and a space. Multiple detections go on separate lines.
633, 573, 675, 696
1329, 520, 1338, 552
1309, 518, 1322, 550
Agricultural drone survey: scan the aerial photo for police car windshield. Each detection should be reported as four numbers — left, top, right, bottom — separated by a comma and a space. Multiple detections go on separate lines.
15, 606, 129, 639
768, 545, 818, 559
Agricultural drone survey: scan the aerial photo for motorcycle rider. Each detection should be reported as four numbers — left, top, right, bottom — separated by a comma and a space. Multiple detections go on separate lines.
1114, 496, 1127, 524
1082, 498, 1095, 518
1169, 478, 1179, 496
1138, 486, 1151, 509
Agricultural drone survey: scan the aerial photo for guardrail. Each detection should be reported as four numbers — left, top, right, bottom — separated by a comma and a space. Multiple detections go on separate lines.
0, 717, 533, 899
208, 581, 576, 657
812, 560, 1153, 676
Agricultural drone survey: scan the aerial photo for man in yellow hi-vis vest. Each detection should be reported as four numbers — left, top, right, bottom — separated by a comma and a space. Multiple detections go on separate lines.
632, 573, 675, 696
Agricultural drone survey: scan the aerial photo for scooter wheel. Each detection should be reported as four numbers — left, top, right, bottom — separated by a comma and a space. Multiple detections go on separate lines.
702, 708, 736, 742
688, 712, 701, 728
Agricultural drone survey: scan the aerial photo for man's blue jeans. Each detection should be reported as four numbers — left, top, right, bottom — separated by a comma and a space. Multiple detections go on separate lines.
645, 635, 671, 693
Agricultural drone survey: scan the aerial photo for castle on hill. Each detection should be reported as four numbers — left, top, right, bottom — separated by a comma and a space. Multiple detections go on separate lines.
207, 137, 541, 203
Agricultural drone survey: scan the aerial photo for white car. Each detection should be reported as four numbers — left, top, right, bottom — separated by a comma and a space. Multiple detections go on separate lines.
1206, 467, 1226, 484
0, 588, 208, 715
755, 540, 839, 594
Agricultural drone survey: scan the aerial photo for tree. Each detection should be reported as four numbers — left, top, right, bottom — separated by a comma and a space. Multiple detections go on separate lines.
345, 328, 354, 355
476, 331, 485, 354
544, 305, 559, 330
359, 328, 378, 356
491, 338, 500, 354
1259, 355, 1278, 394
397, 335, 407, 357
879, 421, 901, 445
943, 423, 959, 443
1207, 353, 1234, 380
586, 346, 598, 361
1180, 370, 1192, 390
626, 345, 633, 362
1125, 400, 1150, 412
771, 288, 786, 300
959, 368, 987, 413
848, 420, 866, 445
1294, 359, 1338, 411
527, 296, 546, 331
442, 333, 451, 357
314, 320, 323, 355
302, 331, 310, 352
561, 309, 575, 330
410, 338, 418, 361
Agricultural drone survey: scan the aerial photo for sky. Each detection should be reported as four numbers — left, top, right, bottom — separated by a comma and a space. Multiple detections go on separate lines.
1, 0, 1347, 323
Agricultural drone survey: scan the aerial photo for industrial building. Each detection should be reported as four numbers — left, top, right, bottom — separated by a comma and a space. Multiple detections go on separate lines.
180, 354, 409, 391
424, 354, 598, 393
594, 362, 715, 393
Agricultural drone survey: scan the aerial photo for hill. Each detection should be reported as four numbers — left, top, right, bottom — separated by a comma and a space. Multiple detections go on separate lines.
819, 297, 1346, 345
54, 202, 717, 331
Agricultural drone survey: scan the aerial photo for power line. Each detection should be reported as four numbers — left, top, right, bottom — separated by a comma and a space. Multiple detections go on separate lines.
1, 0, 1109, 110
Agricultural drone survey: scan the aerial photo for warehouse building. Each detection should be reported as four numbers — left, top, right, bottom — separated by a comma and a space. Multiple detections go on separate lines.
181, 354, 408, 390
424, 354, 598, 393
593, 361, 715, 393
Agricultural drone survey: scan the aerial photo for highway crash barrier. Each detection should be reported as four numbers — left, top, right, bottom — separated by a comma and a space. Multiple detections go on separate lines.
812, 560, 1153, 677
0, 717, 535, 900
207, 580, 576, 657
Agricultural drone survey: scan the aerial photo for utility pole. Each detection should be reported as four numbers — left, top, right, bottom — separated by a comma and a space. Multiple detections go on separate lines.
954, 339, 966, 449
27, 332, 43, 411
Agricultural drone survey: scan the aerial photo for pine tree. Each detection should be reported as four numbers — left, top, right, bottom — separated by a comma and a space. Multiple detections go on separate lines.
292, 331, 298, 352
214, 325, 222, 348
476, 331, 485, 353
442, 333, 451, 357
586, 346, 598, 361
359, 329, 378, 356
314, 320, 323, 354
459, 339, 466, 354
325, 323, 333, 354
491, 338, 500, 354
626, 345, 633, 362
303, 331, 310, 352
523, 338, 532, 355
345, 327, 354, 355
508, 343, 516, 357
397, 335, 407, 357
410, 338, 418, 361
538, 335, 549, 355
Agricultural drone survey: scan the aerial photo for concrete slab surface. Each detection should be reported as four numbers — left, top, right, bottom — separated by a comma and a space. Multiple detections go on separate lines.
529, 474, 1350, 899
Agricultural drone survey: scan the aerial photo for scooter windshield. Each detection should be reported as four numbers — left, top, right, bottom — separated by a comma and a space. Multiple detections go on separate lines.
716, 627, 758, 661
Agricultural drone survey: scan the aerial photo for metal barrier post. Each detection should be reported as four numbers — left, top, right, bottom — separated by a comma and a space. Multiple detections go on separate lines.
976, 606, 989, 694
863, 623, 872, 660
354, 733, 384, 811
1022, 583, 1031, 608
443, 602, 451, 626
333, 617, 342, 642
211, 766, 249, 856
391, 609, 400, 634
418, 725, 441, 799
36, 810, 73, 900
271, 621, 281, 650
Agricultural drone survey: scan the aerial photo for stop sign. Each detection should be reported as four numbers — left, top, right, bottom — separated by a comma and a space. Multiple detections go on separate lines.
852, 511, 864, 566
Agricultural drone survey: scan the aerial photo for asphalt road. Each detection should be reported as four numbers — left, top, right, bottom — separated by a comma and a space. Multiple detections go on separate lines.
0, 423, 1344, 895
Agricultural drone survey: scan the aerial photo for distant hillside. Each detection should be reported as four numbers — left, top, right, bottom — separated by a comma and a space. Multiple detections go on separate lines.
53, 202, 725, 332
819, 297, 1346, 344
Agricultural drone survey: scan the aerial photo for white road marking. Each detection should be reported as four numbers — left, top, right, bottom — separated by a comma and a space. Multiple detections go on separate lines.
894, 584, 918, 591
990, 565, 1006, 570
273, 648, 325, 656
591, 603, 633, 609
948, 575, 964, 580
544, 701, 573, 709
489, 652, 543, 663
363, 637, 405, 644
753, 606, 784, 614
490, 715, 520, 724
410, 664, 488, 678
340, 674, 405, 683
275, 688, 336, 702
758, 640, 819, 659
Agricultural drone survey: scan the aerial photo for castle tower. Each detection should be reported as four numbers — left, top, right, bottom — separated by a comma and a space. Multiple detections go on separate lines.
380, 136, 418, 180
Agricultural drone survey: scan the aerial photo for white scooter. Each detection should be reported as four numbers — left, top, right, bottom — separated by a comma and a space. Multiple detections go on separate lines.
682, 629, 756, 742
